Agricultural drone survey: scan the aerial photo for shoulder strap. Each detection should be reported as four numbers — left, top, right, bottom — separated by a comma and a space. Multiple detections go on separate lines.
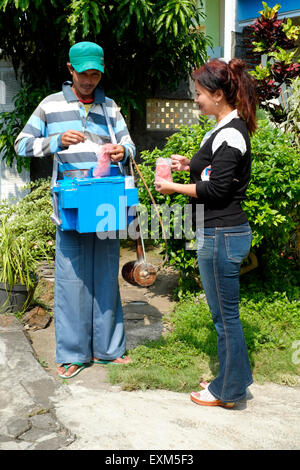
50, 155, 62, 226
102, 103, 125, 175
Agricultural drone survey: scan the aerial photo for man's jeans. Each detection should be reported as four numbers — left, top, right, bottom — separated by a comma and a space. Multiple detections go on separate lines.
54, 229, 125, 364
196, 223, 253, 402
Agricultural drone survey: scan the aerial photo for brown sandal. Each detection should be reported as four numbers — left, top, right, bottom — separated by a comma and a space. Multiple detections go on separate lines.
190, 391, 235, 409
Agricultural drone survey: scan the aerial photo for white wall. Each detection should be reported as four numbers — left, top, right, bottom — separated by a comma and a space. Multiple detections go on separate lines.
0, 159, 30, 203
0, 59, 30, 203
222, 0, 237, 61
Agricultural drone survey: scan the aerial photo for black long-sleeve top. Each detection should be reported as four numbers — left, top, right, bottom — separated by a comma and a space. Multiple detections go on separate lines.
190, 110, 251, 228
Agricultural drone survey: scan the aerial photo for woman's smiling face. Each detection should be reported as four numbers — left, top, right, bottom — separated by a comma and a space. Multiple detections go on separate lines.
194, 81, 218, 117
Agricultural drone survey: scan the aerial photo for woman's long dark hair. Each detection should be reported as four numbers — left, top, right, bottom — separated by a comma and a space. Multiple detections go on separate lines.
192, 58, 257, 135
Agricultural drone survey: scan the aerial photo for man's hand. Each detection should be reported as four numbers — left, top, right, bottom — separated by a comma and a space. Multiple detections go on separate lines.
61, 130, 86, 147
107, 144, 125, 162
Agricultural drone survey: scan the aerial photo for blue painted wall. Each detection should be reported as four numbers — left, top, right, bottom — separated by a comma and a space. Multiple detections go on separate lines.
237, 0, 299, 22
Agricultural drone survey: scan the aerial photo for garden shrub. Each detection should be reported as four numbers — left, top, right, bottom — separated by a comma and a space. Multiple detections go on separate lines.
244, 119, 299, 251
0, 178, 55, 262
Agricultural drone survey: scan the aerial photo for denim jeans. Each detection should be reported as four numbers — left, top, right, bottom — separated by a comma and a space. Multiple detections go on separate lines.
196, 223, 253, 402
54, 229, 125, 364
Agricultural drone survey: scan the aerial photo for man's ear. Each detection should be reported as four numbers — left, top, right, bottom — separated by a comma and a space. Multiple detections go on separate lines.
67, 62, 74, 75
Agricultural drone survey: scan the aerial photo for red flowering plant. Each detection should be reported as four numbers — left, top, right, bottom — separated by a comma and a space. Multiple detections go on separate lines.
249, 2, 300, 123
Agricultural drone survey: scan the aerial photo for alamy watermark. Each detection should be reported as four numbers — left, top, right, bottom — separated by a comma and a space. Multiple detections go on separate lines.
292, 340, 300, 365
0, 339, 7, 366
95, 198, 204, 251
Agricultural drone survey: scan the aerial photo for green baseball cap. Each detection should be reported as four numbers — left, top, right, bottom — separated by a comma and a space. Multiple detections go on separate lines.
69, 41, 104, 73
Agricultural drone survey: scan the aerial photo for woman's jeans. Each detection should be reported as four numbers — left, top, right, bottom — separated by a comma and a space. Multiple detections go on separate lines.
54, 229, 125, 364
196, 223, 253, 402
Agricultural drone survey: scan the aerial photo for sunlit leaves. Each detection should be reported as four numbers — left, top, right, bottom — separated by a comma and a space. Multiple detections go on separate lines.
115, 0, 154, 40
67, 0, 108, 43
248, 2, 300, 124
258, 1, 281, 20
155, 0, 205, 42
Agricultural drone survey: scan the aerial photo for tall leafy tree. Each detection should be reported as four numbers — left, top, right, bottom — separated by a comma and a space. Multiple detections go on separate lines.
0, 0, 211, 171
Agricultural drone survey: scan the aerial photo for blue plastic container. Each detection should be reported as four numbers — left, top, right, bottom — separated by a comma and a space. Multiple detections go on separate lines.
52, 170, 138, 233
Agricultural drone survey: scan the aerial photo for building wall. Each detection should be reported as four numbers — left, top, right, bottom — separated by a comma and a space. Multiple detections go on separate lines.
237, 0, 300, 22
204, 0, 223, 58
131, 78, 198, 160
0, 60, 30, 202
0, 160, 30, 202
234, 27, 261, 69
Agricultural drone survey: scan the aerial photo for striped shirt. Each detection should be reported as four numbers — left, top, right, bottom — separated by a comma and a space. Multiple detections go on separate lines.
14, 82, 136, 170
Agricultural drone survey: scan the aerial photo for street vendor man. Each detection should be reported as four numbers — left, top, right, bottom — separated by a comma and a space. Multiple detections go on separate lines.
14, 41, 136, 378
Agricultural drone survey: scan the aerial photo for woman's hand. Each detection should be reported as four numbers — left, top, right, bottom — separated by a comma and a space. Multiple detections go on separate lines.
155, 179, 176, 195
171, 154, 190, 172
156, 179, 197, 198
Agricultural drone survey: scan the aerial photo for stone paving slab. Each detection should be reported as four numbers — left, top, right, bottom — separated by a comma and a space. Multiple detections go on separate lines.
0, 314, 75, 450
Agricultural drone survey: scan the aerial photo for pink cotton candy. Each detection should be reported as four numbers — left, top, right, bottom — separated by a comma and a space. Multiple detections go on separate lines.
155, 158, 173, 183
93, 144, 115, 177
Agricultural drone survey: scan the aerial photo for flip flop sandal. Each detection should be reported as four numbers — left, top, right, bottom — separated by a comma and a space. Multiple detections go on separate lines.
92, 355, 131, 365
190, 391, 235, 409
58, 362, 88, 379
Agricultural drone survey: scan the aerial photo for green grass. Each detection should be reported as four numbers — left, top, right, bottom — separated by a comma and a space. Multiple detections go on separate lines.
109, 272, 300, 392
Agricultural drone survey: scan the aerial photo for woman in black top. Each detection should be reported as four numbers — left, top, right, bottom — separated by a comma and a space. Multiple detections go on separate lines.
156, 58, 257, 408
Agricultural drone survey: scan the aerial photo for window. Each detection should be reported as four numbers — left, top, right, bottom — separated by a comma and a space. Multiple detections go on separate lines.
146, 99, 200, 130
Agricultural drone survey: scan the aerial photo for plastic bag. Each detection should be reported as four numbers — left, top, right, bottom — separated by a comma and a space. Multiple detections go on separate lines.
93, 144, 115, 177
61, 139, 101, 155
155, 157, 173, 183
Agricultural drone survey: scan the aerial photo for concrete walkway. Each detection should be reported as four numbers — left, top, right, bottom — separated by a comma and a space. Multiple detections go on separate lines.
1, 246, 300, 450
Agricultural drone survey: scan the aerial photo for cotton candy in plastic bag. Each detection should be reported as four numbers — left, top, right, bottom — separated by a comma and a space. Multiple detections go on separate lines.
155, 157, 173, 183
93, 144, 114, 177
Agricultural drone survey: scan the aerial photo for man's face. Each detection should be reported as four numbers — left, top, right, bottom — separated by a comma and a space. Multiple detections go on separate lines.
68, 64, 102, 100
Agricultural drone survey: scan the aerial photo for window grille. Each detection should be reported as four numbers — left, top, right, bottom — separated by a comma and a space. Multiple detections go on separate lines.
146, 99, 200, 130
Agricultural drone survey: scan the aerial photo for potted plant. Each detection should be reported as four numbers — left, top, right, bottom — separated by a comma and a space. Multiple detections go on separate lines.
0, 217, 38, 314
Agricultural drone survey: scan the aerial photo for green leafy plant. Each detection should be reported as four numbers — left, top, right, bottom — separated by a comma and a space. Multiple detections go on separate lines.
0, 178, 56, 261
248, 2, 300, 124
0, 85, 53, 172
0, 178, 55, 312
0, 218, 38, 291
243, 119, 299, 253
0, 215, 39, 314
